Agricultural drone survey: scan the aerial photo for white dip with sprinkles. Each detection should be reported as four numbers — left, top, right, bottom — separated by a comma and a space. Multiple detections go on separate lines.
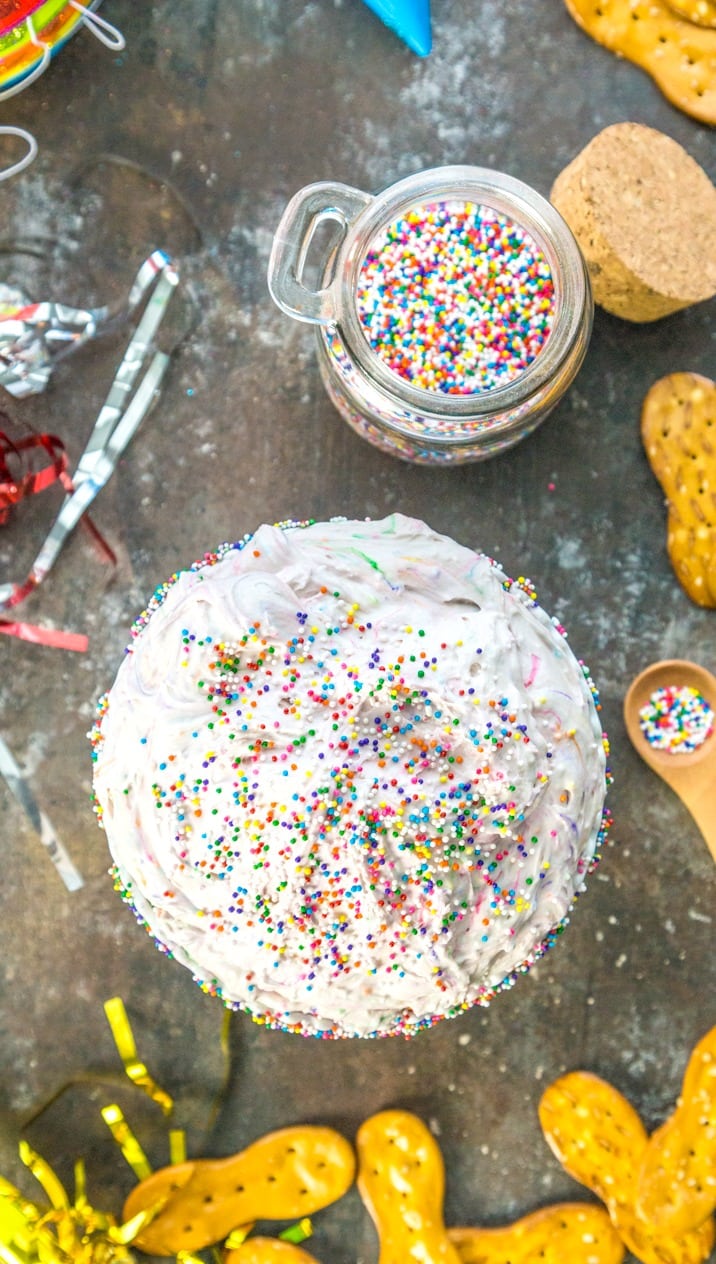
91, 515, 609, 1039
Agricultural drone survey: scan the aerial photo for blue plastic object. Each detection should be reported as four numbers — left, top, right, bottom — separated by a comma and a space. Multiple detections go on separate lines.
360, 0, 432, 56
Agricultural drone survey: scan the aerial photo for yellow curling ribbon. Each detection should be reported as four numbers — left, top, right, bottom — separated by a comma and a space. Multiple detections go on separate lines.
279, 1218, 313, 1245
73, 1162, 87, 1209
223, 1226, 257, 1250
1, 997, 235, 1264
100, 1108, 151, 1182
0, 1176, 37, 1264
111, 1212, 157, 1248
18, 1143, 68, 1210
103, 999, 173, 1116
1, 1153, 138, 1264
168, 1131, 187, 1167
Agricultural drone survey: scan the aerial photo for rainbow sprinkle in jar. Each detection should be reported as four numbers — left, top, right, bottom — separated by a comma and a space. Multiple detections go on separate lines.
269, 167, 592, 464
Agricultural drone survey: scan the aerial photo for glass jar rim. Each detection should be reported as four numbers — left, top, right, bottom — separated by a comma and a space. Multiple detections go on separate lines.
333, 165, 590, 419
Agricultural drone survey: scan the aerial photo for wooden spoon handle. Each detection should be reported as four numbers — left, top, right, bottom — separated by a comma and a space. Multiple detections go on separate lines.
680, 783, 716, 863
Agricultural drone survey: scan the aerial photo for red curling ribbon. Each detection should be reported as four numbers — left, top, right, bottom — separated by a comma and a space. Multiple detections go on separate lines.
0, 429, 71, 523
80, 512, 117, 569
0, 427, 106, 650
0, 427, 116, 566
0, 616, 88, 651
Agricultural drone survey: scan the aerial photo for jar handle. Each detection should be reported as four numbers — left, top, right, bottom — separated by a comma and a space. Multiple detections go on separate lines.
268, 181, 372, 325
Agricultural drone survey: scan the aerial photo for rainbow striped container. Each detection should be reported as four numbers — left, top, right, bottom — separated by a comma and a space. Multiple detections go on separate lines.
0, 0, 114, 99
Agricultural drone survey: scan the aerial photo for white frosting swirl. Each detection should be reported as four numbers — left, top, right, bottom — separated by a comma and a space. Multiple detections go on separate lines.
91, 515, 608, 1038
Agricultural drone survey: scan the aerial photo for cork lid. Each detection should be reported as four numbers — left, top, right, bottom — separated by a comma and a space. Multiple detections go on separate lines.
572, 123, 716, 303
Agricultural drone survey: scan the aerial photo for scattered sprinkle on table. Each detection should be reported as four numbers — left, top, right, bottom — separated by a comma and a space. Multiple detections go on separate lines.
638, 685, 715, 754
356, 200, 555, 395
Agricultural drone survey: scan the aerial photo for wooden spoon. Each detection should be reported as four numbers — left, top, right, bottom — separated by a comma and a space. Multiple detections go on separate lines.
624, 660, 716, 862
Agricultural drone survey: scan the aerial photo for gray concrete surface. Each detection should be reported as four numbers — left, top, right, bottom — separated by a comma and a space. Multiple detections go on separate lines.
0, 3, 714, 1261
